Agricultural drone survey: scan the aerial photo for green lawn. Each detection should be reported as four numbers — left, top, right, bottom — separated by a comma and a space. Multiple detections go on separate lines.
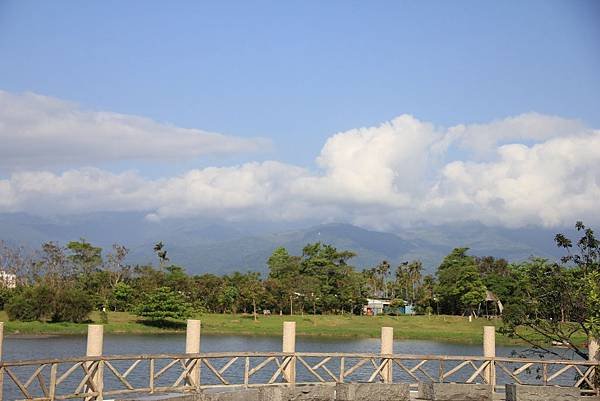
0, 311, 543, 345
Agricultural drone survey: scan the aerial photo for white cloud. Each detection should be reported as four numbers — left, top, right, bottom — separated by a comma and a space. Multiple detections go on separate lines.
1, 105, 598, 229
446, 112, 585, 158
0, 90, 268, 169
296, 115, 444, 207
425, 132, 600, 228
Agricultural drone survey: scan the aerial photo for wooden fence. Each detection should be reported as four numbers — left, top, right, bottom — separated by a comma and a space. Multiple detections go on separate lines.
0, 321, 597, 400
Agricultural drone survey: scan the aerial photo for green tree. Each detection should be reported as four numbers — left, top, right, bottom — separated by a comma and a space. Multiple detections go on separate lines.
131, 265, 166, 299
217, 284, 239, 314
407, 261, 423, 303
66, 239, 102, 276
192, 274, 224, 312
101, 244, 131, 308
236, 272, 266, 320
267, 247, 301, 314
153, 242, 169, 268
135, 286, 192, 322
436, 248, 486, 315
165, 265, 193, 294
300, 243, 357, 313
111, 281, 134, 311
415, 274, 436, 314
502, 222, 600, 360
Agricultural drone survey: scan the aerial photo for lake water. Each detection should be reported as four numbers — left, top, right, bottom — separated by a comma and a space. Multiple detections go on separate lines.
5, 333, 528, 360
1, 334, 583, 400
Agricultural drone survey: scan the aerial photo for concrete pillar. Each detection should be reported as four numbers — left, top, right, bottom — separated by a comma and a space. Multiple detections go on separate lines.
186, 319, 201, 353
590, 336, 599, 362
381, 327, 394, 383
0, 322, 4, 401
186, 320, 201, 389
87, 325, 103, 357
282, 321, 296, 384
86, 324, 104, 400
590, 336, 599, 392
483, 326, 496, 387
0, 321, 4, 360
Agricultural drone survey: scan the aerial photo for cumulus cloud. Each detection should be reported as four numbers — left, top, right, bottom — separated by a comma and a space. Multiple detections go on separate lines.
426, 132, 600, 227
1, 106, 598, 228
296, 115, 444, 207
0, 90, 268, 169
446, 112, 585, 157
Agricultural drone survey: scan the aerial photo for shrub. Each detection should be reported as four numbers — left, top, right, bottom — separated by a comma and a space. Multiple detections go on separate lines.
0, 287, 15, 310
6, 285, 93, 323
6, 286, 53, 321
52, 287, 93, 323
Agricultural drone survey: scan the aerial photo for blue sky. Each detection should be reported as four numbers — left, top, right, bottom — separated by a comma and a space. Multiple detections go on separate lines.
2, 0, 599, 166
0, 1, 599, 229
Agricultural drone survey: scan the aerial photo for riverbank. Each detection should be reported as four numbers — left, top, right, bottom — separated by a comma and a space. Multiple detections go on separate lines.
0, 311, 581, 346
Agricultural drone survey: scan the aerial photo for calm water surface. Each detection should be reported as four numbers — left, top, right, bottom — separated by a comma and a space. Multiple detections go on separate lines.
5, 333, 533, 360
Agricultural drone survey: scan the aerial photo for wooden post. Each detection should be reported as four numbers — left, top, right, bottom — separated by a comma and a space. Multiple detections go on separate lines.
186, 320, 201, 389
483, 326, 496, 387
381, 327, 393, 383
589, 336, 599, 393
282, 321, 296, 384
86, 324, 104, 401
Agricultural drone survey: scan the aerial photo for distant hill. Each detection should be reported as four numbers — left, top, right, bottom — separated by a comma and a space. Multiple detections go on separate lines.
0, 212, 569, 275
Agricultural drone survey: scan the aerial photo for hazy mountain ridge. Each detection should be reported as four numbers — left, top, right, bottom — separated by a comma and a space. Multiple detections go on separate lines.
0, 212, 568, 275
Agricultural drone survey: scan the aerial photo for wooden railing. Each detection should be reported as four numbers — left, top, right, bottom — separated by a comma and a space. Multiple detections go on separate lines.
0, 321, 598, 400
0, 352, 598, 400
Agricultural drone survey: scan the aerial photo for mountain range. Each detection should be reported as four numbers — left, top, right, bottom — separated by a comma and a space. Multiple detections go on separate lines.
0, 212, 572, 275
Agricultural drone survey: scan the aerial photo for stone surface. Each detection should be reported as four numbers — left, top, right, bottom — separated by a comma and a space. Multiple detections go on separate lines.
202, 388, 261, 401
417, 382, 493, 401
504, 384, 580, 401
336, 383, 410, 401
259, 385, 336, 401
116, 394, 201, 401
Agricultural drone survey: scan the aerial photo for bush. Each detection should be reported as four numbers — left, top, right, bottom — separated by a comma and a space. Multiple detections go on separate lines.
6, 285, 93, 323
52, 287, 93, 323
6, 286, 53, 321
0, 287, 15, 310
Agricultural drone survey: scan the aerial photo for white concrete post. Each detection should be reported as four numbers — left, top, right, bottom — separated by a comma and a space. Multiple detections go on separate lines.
186, 320, 201, 389
381, 327, 394, 383
590, 336, 599, 392
483, 326, 496, 387
282, 321, 296, 384
0, 321, 4, 360
0, 322, 4, 401
86, 324, 104, 400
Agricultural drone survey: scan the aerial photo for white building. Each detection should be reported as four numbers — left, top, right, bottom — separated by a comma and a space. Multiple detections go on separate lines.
363, 298, 390, 316
0, 271, 16, 288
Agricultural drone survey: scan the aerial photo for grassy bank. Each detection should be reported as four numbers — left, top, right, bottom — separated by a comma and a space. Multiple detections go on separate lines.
0, 311, 544, 345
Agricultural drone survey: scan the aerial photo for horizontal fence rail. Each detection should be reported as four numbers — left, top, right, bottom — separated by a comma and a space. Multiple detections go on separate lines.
0, 352, 598, 400
0, 321, 598, 400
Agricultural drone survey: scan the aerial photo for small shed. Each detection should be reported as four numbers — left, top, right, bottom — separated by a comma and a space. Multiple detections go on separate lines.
482, 290, 503, 316
364, 298, 390, 316
363, 299, 413, 316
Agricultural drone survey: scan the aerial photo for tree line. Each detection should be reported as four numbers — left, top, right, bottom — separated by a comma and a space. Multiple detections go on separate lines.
0, 222, 597, 358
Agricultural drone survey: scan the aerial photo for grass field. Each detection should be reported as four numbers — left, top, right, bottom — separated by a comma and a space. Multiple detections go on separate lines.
0, 311, 545, 345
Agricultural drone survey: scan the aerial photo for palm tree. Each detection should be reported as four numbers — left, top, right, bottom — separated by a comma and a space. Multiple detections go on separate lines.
376, 261, 391, 298
407, 261, 423, 304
